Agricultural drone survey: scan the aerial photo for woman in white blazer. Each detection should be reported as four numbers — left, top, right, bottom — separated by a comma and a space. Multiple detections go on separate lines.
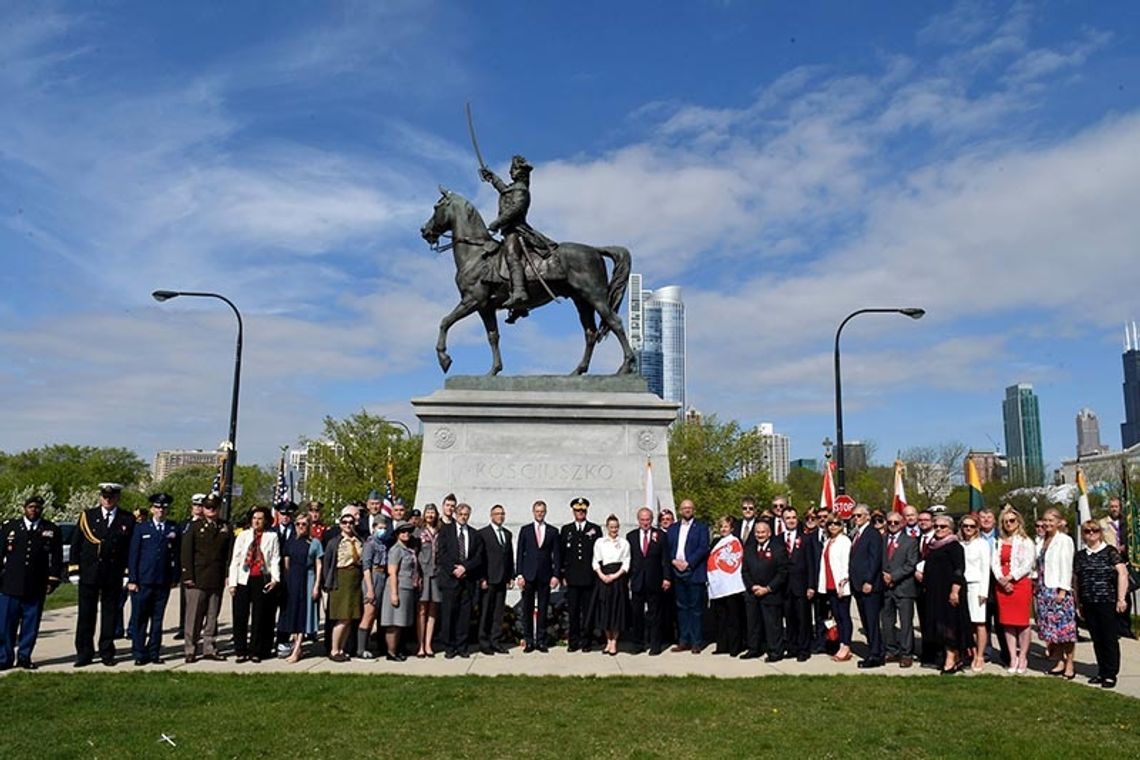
1036, 508, 1077, 678
992, 508, 1035, 673
817, 516, 853, 662
227, 506, 281, 662
959, 515, 991, 672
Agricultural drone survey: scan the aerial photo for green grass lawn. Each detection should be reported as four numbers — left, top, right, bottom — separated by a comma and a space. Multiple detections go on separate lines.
1, 674, 1137, 758
44, 582, 77, 611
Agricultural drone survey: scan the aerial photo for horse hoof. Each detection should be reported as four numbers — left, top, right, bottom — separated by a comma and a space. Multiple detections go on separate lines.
571, 366, 588, 376
439, 355, 453, 373
487, 366, 502, 376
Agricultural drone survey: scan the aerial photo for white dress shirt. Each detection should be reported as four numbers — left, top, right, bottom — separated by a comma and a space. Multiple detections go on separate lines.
592, 535, 631, 573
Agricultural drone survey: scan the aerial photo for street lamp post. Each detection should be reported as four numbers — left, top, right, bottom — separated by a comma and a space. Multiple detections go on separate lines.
834, 307, 925, 495
153, 290, 243, 521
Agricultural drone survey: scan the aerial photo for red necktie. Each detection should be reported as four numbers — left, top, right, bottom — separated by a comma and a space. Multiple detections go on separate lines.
888, 535, 897, 560
642, 531, 649, 556
786, 534, 793, 553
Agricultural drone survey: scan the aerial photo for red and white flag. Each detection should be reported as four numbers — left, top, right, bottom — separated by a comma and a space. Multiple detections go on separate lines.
644, 458, 657, 511
819, 460, 836, 513
891, 460, 909, 515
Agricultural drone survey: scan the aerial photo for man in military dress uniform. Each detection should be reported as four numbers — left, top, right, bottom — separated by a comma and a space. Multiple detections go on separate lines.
561, 497, 601, 652
127, 492, 180, 665
479, 154, 557, 324
0, 495, 63, 670
173, 493, 205, 641
73, 482, 135, 666
180, 494, 232, 663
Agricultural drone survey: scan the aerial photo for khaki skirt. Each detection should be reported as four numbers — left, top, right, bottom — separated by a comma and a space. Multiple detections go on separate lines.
329, 565, 363, 621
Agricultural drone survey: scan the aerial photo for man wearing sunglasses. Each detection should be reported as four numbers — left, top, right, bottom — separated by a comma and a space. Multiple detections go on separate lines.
880, 512, 919, 667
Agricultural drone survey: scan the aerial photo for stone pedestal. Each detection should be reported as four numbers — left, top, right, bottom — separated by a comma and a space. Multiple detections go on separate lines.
411, 376, 680, 531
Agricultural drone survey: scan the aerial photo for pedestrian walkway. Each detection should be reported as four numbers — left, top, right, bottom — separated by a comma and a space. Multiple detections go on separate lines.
8, 601, 1139, 699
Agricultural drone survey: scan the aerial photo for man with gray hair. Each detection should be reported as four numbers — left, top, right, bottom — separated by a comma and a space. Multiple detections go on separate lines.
880, 510, 919, 667
627, 507, 671, 655
849, 504, 885, 668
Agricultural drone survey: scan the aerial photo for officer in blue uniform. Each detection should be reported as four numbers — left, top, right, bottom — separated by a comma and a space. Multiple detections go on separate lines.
0, 495, 63, 670
127, 492, 180, 665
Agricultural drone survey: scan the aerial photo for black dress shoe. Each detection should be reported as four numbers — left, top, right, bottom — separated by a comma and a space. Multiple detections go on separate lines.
150, 657, 164, 665
444, 651, 457, 659
385, 654, 402, 662
523, 644, 535, 653
537, 645, 549, 653
567, 645, 580, 653
250, 656, 261, 663
493, 645, 510, 654
458, 650, 470, 658
172, 633, 185, 641
739, 651, 762, 660
581, 645, 592, 653
857, 658, 884, 669
480, 647, 495, 655
796, 653, 811, 662
1089, 675, 1103, 685
1102, 678, 1117, 689
648, 648, 662, 656
134, 659, 147, 667
765, 654, 784, 663
16, 659, 37, 670
101, 657, 116, 667
202, 653, 227, 661
184, 654, 197, 664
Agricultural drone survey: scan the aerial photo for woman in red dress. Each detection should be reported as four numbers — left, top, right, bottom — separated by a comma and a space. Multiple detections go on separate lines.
992, 507, 1035, 674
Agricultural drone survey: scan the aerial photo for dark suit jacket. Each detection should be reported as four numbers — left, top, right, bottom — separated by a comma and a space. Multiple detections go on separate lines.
732, 517, 760, 550
561, 521, 601, 586
436, 522, 484, 590
626, 527, 671, 593
0, 518, 63, 597
778, 528, 811, 597
741, 540, 788, 606
479, 524, 514, 585
515, 522, 560, 583
128, 519, 180, 586
666, 519, 710, 584
72, 507, 135, 585
849, 526, 884, 592
881, 532, 919, 598
804, 528, 825, 592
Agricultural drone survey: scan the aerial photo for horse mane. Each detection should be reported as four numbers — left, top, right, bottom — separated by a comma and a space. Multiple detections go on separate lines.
452, 193, 490, 240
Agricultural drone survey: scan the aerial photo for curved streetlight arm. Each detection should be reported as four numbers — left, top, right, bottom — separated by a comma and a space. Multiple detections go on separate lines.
834, 307, 924, 495
386, 419, 413, 438
153, 289, 244, 521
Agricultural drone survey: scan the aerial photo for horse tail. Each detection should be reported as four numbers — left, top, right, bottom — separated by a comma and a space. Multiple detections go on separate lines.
596, 246, 631, 342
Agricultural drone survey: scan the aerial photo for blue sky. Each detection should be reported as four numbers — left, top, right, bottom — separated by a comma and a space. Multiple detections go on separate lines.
2, 1, 1139, 481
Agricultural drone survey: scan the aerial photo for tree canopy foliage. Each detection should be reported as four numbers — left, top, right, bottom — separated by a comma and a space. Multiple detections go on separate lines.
1, 444, 148, 516
668, 415, 775, 521
147, 463, 276, 523
302, 411, 421, 508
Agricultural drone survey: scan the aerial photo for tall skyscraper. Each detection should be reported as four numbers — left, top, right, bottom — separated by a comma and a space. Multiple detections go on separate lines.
1003, 383, 1045, 486
1122, 322, 1140, 449
754, 422, 790, 484
1075, 407, 1104, 458
628, 276, 685, 417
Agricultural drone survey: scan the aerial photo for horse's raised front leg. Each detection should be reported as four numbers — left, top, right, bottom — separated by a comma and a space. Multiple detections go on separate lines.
570, 297, 598, 375
436, 299, 479, 374
477, 306, 503, 376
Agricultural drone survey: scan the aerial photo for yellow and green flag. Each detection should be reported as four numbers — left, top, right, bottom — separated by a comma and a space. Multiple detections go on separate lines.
966, 456, 984, 512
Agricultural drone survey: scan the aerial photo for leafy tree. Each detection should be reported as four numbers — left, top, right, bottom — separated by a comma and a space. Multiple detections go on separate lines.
845, 465, 894, 510
784, 466, 822, 514
147, 463, 276, 523
668, 415, 775, 521
302, 411, 422, 508
900, 441, 968, 508
0, 444, 147, 508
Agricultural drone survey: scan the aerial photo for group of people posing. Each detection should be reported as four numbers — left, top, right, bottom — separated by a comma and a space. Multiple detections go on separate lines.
0, 484, 1132, 689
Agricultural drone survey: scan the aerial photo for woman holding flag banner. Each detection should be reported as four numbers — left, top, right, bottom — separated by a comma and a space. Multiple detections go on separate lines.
706, 516, 745, 656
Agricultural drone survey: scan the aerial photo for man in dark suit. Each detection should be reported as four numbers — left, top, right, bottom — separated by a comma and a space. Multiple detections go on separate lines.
804, 507, 829, 653
72, 483, 135, 666
779, 507, 813, 661
733, 497, 759, 549
627, 507, 671, 655
666, 499, 710, 653
126, 492, 180, 665
0, 495, 63, 670
741, 521, 788, 661
478, 504, 514, 654
880, 511, 920, 667
561, 496, 601, 652
515, 500, 561, 652
437, 502, 484, 658
849, 504, 885, 668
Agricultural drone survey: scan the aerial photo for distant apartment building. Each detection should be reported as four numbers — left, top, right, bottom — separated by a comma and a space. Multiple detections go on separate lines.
966, 450, 1007, 486
152, 449, 222, 482
843, 441, 869, 473
1076, 407, 1105, 458
628, 275, 685, 419
742, 423, 791, 484
790, 458, 819, 472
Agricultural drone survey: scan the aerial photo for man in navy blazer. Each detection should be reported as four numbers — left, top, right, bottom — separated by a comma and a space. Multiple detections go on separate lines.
515, 500, 561, 652
666, 499, 710, 653
627, 507, 672, 655
849, 504, 885, 667
127, 493, 180, 665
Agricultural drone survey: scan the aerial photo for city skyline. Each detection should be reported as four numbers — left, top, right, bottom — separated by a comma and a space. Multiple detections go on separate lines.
3, 4, 1140, 474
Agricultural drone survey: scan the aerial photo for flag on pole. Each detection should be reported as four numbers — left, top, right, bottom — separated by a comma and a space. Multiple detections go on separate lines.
644, 458, 657, 511
966, 456, 984, 513
383, 446, 396, 518
211, 451, 226, 497
1076, 467, 1092, 549
272, 452, 289, 509
891, 460, 909, 515
819, 460, 836, 513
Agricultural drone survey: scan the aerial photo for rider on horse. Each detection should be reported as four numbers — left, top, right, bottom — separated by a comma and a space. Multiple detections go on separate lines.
479, 154, 557, 324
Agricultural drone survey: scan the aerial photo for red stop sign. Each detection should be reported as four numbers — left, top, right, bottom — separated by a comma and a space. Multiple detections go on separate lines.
834, 494, 856, 519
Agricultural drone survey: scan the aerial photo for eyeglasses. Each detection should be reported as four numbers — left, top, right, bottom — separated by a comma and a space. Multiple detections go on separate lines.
1081, 528, 1100, 535
935, 524, 952, 530
826, 521, 842, 528
962, 524, 977, 530
742, 506, 755, 511
340, 518, 354, 525
886, 520, 902, 526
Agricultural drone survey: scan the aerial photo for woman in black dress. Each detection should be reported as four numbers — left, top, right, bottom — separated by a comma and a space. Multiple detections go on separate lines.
922, 515, 971, 674
590, 515, 631, 656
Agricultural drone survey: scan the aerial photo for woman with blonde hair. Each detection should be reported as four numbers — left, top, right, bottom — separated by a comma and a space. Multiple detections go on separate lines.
1036, 508, 1077, 678
818, 516, 853, 662
959, 515, 991, 672
993, 507, 1034, 673
1074, 520, 1129, 688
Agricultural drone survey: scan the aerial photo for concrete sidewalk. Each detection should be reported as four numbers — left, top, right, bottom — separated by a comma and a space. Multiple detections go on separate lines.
7, 600, 1139, 699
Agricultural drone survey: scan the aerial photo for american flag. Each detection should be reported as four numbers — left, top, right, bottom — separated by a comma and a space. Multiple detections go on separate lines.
382, 446, 396, 517
273, 453, 289, 509
211, 452, 225, 496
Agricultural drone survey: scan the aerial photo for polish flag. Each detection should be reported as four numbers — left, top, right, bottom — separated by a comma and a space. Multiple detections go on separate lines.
891, 460, 909, 515
819, 460, 836, 513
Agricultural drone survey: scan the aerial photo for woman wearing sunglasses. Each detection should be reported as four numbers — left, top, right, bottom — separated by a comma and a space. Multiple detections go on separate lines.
992, 507, 1034, 673
923, 516, 971, 674
959, 516, 991, 672
1074, 520, 1129, 688
816, 518, 853, 662
1035, 508, 1076, 678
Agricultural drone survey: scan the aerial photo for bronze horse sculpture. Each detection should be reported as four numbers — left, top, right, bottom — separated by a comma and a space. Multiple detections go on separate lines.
420, 187, 637, 376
